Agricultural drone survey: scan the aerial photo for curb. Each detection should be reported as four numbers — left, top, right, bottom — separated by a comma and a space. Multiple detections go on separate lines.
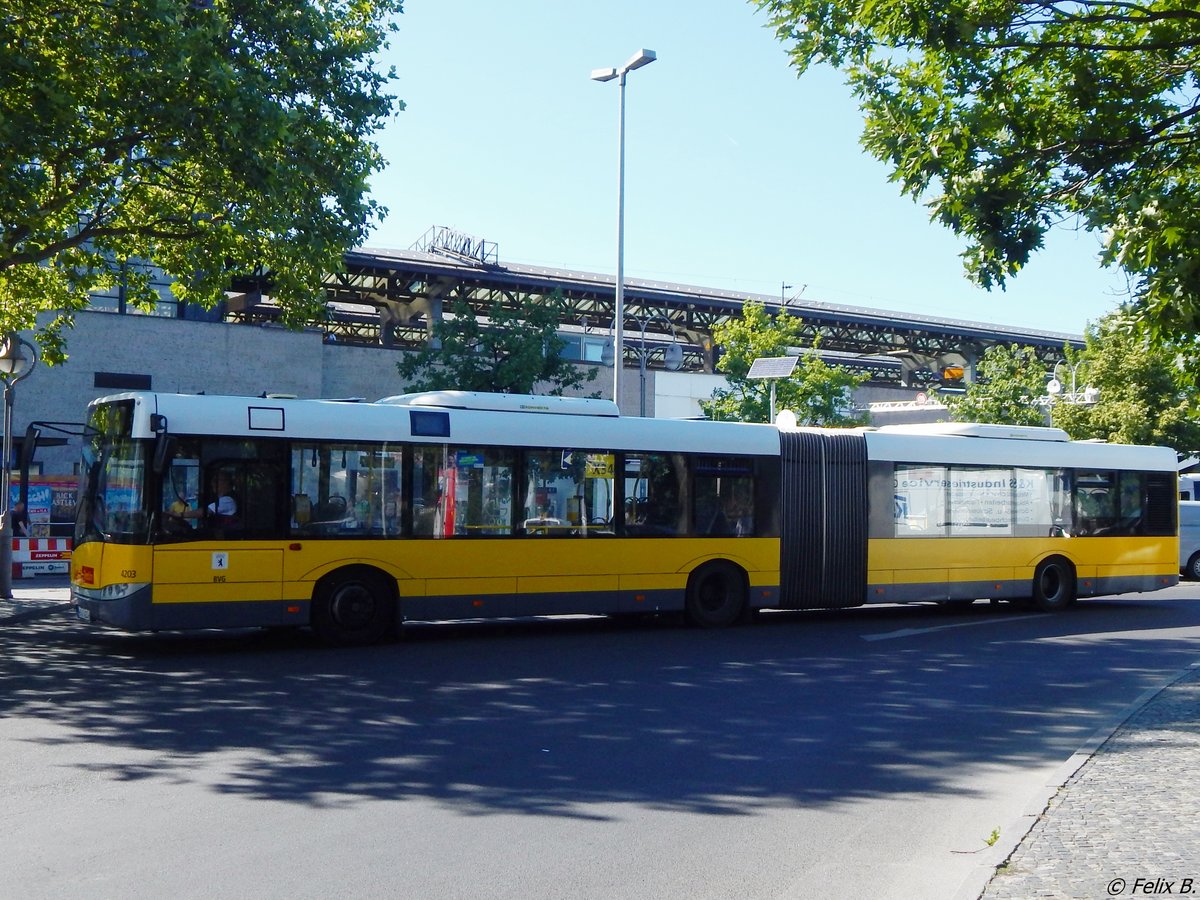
952, 658, 1200, 900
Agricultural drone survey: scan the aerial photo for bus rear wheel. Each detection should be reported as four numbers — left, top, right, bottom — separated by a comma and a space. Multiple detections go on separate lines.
685, 561, 747, 628
312, 568, 395, 646
1031, 557, 1076, 612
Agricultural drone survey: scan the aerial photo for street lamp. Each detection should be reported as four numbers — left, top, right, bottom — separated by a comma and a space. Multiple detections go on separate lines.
0, 333, 39, 599
602, 314, 683, 416
591, 48, 657, 413
1046, 360, 1098, 406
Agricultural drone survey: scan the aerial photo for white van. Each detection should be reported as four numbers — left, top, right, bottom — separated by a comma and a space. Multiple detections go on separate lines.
1181, 474, 1200, 501
1180, 501, 1200, 578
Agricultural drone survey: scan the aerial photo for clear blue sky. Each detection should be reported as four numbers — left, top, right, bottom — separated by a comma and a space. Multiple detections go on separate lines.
366, 1, 1131, 336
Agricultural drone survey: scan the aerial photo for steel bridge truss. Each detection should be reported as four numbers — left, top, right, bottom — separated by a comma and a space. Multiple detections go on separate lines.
224, 243, 1079, 387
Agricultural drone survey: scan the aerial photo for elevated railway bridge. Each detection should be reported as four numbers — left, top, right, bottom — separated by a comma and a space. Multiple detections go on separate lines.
226, 227, 1082, 389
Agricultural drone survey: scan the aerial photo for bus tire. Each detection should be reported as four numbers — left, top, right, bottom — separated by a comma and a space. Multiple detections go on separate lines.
685, 561, 747, 629
1031, 557, 1075, 612
1187, 552, 1200, 581
312, 567, 396, 646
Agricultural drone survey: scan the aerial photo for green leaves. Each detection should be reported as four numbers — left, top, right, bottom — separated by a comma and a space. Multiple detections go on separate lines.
395, 292, 599, 397
944, 312, 1200, 452
1049, 314, 1200, 451
754, 0, 1200, 343
0, 0, 403, 357
943, 344, 1049, 427
700, 300, 868, 424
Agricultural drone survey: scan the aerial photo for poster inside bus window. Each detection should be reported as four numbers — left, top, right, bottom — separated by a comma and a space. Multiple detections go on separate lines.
584, 453, 614, 479
948, 467, 1013, 536
894, 465, 946, 536
1014, 468, 1072, 534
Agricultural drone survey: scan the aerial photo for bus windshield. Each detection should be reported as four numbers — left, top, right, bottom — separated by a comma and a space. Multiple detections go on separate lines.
75, 401, 151, 545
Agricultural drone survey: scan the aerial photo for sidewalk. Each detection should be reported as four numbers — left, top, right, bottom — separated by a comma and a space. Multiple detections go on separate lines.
963, 661, 1200, 899
0, 574, 72, 625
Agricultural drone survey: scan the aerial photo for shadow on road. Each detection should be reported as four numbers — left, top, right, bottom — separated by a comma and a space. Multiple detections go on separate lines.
3, 598, 1199, 819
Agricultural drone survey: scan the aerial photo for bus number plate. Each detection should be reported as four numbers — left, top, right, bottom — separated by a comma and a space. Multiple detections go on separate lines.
75, 606, 92, 623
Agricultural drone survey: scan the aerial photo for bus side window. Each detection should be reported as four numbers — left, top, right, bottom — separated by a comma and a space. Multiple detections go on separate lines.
624, 452, 686, 536
445, 445, 514, 536
692, 456, 755, 537
1116, 471, 1145, 535
1075, 471, 1118, 535
159, 443, 202, 539
412, 445, 444, 537
521, 448, 612, 536
522, 449, 568, 535
892, 464, 947, 537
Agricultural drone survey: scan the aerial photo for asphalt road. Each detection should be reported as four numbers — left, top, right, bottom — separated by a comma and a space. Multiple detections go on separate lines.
3, 586, 1200, 900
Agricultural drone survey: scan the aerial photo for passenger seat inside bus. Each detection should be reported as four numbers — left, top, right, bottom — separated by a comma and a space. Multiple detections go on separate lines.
315, 496, 348, 522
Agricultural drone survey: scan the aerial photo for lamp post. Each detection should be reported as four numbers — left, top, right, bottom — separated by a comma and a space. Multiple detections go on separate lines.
0, 334, 38, 599
1046, 360, 1098, 406
603, 314, 683, 416
591, 48, 657, 413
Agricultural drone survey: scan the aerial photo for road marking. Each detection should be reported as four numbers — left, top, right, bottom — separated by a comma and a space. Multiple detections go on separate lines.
862, 613, 1046, 642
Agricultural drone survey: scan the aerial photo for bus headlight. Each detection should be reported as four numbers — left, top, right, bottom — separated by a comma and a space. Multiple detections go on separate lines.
101, 582, 149, 601
74, 583, 150, 602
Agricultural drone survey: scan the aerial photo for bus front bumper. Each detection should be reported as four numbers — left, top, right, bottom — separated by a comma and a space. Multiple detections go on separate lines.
72, 582, 154, 631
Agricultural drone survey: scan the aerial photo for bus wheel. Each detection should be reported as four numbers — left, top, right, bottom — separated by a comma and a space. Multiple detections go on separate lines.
685, 562, 747, 628
1031, 557, 1076, 612
1187, 552, 1200, 581
312, 569, 395, 646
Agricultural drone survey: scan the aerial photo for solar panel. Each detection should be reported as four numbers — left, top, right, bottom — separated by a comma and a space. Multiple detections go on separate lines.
747, 356, 800, 379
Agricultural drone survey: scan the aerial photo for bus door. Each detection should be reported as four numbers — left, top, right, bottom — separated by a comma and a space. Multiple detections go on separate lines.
153, 453, 286, 625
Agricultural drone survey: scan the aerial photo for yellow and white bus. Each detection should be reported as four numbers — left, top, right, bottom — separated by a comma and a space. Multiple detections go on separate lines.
70, 390, 1179, 643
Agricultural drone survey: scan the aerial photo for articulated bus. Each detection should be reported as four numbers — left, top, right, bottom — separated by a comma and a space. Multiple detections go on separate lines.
70, 390, 1179, 644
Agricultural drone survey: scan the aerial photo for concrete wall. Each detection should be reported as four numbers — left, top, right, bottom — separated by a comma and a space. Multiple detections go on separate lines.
654, 371, 727, 418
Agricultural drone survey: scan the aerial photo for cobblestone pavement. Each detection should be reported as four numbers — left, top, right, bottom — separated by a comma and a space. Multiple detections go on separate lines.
976, 665, 1200, 900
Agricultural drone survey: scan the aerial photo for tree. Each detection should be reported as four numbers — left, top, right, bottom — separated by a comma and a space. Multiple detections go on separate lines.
395, 292, 598, 396
1049, 315, 1200, 451
700, 300, 868, 424
756, 0, 1200, 342
942, 344, 1049, 427
0, 0, 402, 362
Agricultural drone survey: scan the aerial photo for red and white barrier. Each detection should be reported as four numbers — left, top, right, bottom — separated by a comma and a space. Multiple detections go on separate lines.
10, 537, 72, 579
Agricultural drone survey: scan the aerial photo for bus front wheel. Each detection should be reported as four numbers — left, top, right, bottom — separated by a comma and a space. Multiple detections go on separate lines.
312, 568, 396, 646
1030, 557, 1076, 612
685, 561, 747, 628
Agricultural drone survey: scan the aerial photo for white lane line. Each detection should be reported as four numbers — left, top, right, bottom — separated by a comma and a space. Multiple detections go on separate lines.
862, 613, 1046, 642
